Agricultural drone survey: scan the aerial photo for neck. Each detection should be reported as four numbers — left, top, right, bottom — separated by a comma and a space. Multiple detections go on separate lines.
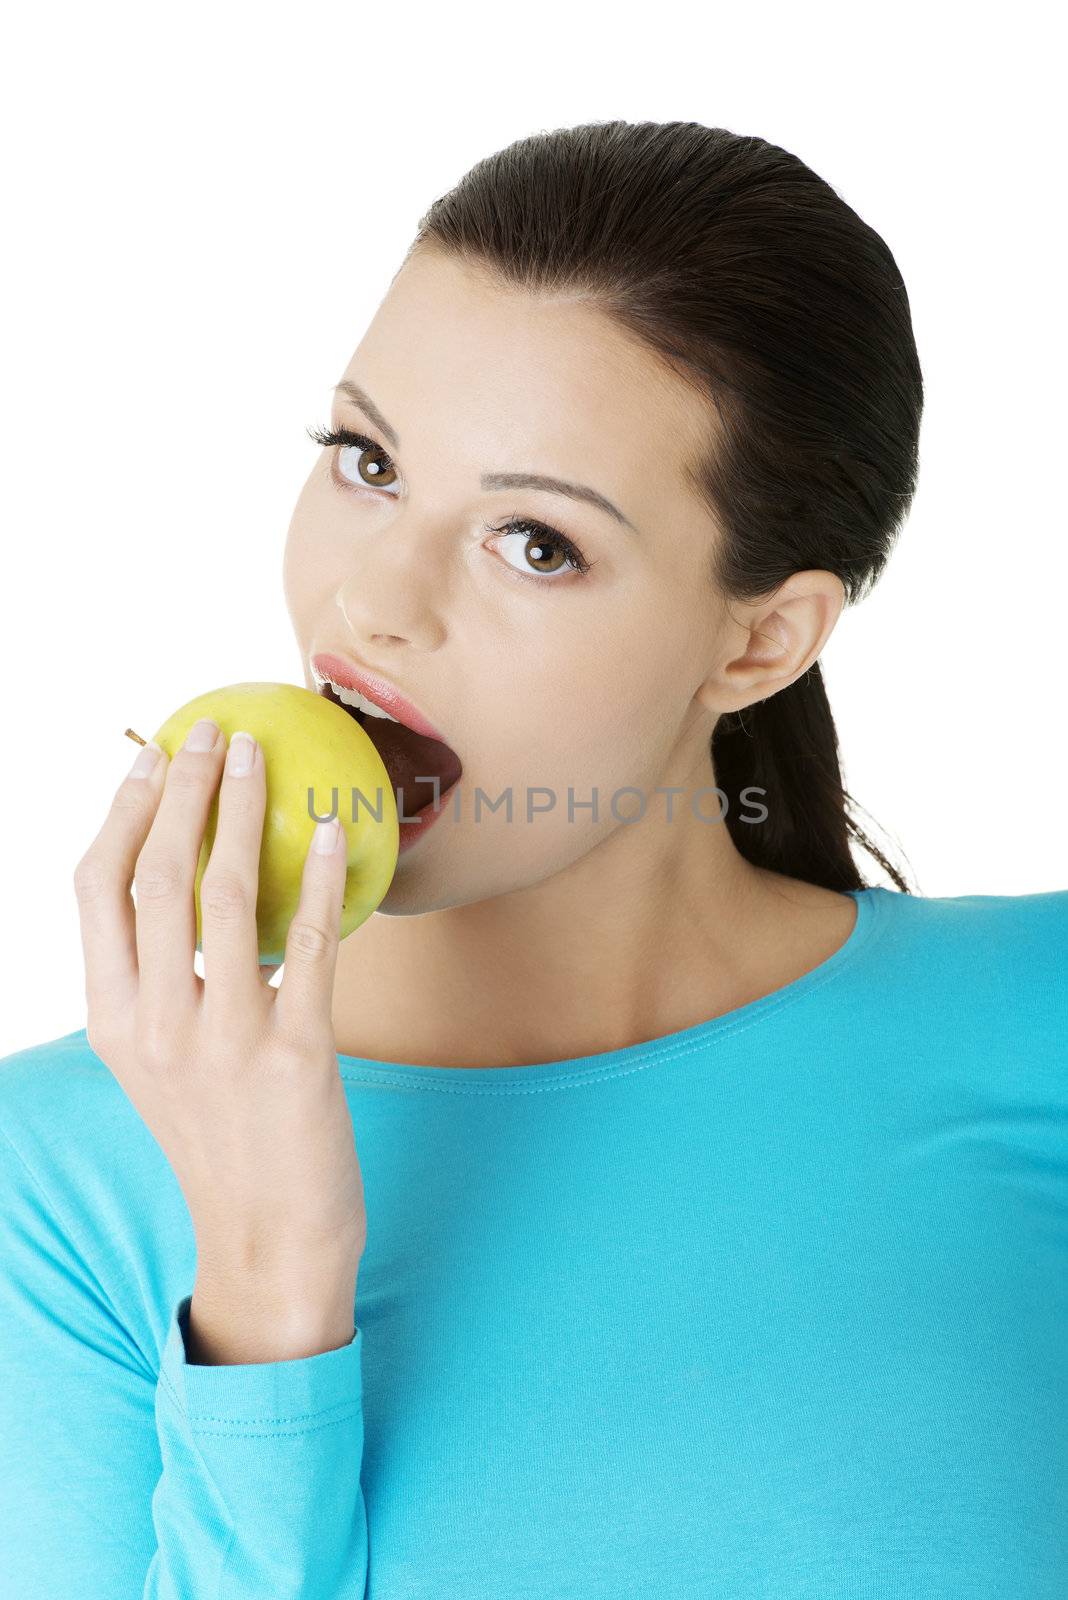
329, 770, 854, 1070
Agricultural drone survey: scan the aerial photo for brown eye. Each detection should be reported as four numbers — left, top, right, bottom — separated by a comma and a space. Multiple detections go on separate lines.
487, 515, 592, 582
521, 533, 569, 574
337, 439, 398, 490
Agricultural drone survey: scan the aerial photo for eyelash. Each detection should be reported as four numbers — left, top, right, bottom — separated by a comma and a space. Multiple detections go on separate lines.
306, 422, 594, 583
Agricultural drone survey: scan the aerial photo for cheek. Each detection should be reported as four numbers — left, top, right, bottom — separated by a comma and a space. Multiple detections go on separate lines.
282, 516, 350, 620
475, 680, 657, 805
281, 529, 303, 593
282, 505, 319, 603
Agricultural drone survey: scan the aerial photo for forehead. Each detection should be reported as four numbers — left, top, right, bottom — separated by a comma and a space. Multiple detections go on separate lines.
342, 247, 711, 487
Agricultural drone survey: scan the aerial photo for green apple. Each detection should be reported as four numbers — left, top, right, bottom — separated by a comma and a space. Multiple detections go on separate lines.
147, 681, 399, 963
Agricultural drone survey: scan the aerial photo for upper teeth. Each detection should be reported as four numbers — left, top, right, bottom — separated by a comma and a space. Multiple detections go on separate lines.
313, 669, 400, 723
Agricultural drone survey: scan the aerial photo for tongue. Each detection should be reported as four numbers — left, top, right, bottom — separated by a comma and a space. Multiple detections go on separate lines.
359, 717, 462, 817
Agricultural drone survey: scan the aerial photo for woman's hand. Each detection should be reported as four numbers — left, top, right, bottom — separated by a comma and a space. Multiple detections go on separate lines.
72, 718, 366, 1360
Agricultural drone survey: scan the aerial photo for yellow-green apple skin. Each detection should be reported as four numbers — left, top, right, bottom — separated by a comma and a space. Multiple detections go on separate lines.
149, 682, 399, 964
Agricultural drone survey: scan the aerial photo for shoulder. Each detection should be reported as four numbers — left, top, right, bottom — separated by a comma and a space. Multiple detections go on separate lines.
873, 883, 1068, 957
0, 1025, 159, 1181
0, 1028, 194, 1345
865, 884, 1068, 1043
1, 1023, 122, 1106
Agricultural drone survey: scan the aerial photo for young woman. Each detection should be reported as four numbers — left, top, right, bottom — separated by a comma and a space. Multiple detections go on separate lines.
2, 120, 1065, 1599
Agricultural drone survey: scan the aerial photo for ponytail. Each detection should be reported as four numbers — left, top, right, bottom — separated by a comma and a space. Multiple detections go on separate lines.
712, 661, 912, 893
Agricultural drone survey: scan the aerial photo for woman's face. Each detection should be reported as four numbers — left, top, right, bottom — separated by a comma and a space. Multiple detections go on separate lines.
283, 246, 734, 915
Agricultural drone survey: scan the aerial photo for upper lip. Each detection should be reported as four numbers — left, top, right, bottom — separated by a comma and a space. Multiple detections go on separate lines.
310, 651, 452, 746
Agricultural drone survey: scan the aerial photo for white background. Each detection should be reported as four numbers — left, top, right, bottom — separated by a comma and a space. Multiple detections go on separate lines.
1, 2, 1064, 1056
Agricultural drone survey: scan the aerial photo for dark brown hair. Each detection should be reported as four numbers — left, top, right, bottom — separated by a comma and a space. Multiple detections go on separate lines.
406, 120, 922, 893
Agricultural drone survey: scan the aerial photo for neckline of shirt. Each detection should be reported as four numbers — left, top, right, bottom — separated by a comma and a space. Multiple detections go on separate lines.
336, 884, 892, 1094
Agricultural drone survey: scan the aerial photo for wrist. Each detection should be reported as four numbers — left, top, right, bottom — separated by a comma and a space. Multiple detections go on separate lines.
186, 1278, 358, 1365
187, 1252, 360, 1366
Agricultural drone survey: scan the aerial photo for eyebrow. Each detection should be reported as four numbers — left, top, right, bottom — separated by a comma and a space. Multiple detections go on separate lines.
332, 379, 641, 535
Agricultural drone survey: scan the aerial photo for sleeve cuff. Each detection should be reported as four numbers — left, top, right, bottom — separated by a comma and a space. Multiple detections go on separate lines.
158, 1293, 363, 1435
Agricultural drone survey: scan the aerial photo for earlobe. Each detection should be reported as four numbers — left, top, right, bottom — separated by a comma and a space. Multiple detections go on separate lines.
691, 618, 788, 722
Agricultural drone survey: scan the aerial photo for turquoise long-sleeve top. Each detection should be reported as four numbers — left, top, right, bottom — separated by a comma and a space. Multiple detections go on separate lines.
1, 883, 1066, 1598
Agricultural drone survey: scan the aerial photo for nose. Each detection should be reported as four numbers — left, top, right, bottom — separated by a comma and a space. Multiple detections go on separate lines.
334, 518, 447, 650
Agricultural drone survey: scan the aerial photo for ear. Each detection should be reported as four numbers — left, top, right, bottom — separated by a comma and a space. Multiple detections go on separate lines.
695, 570, 846, 717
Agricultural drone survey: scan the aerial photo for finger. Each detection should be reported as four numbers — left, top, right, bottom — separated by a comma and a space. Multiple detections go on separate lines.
73, 739, 170, 1018
273, 815, 348, 1040
134, 717, 225, 1017
199, 731, 269, 1016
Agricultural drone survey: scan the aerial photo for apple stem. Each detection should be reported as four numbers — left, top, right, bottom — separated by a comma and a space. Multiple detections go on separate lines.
125, 728, 147, 746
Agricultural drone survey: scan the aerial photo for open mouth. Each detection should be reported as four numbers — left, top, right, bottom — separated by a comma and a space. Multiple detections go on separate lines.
317, 680, 463, 817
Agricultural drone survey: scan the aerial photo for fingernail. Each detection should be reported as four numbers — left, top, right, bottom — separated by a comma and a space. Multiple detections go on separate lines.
184, 718, 219, 753
225, 731, 256, 776
313, 816, 342, 854
128, 740, 162, 779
